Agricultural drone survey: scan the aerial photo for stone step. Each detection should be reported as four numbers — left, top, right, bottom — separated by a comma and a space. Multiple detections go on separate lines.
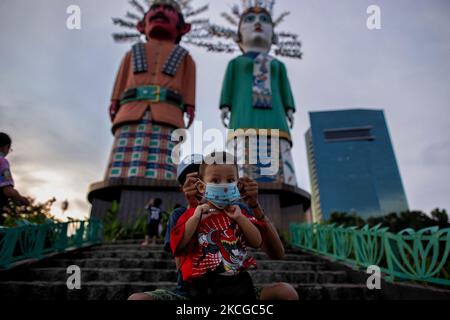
0, 281, 381, 300
106, 240, 165, 245
90, 244, 165, 251
37, 258, 176, 270
75, 250, 316, 261
1, 268, 348, 284
250, 270, 348, 284
295, 283, 383, 300
36, 258, 328, 271
0, 239, 387, 300
90, 244, 304, 255
0, 281, 175, 301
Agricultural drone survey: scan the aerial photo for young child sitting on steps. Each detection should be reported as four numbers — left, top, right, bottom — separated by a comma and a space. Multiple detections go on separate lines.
170, 152, 267, 300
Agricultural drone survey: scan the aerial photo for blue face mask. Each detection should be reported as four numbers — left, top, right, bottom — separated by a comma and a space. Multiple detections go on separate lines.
204, 182, 242, 209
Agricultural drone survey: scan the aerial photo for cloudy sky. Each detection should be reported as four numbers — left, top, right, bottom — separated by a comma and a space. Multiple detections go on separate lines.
0, 0, 449, 220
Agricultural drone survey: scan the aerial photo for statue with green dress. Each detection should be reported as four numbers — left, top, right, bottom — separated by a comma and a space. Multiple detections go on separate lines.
199, 0, 302, 186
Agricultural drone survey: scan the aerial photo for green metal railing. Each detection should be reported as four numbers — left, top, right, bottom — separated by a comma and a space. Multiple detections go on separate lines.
290, 223, 450, 286
0, 219, 103, 269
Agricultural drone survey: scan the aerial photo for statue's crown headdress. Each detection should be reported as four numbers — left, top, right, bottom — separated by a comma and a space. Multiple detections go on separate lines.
185, 0, 302, 59
112, 0, 302, 59
112, 0, 209, 43
240, 0, 276, 15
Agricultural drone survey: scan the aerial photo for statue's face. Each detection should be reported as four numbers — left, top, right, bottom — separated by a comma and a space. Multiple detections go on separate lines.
239, 11, 274, 53
140, 4, 182, 42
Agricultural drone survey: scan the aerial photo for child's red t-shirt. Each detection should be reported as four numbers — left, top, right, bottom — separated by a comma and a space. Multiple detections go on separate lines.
170, 207, 266, 282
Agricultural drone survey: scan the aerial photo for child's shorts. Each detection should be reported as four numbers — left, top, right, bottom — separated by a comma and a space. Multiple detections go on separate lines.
143, 289, 189, 301
147, 220, 159, 237
185, 271, 256, 300
144, 285, 262, 301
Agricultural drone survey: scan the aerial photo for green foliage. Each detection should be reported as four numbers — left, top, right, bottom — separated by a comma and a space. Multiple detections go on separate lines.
103, 201, 122, 242
1, 197, 59, 227
327, 209, 449, 233
131, 212, 148, 238
102, 201, 172, 242
160, 210, 171, 241
328, 212, 366, 228
279, 231, 292, 249
431, 208, 450, 229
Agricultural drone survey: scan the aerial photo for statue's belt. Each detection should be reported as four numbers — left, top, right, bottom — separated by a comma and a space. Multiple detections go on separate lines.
120, 86, 184, 111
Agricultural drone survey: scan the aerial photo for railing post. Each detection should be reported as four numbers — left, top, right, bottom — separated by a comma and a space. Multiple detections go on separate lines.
89, 220, 102, 244
332, 227, 338, 260
57, 223, 69, 251
32, 224, 49, 260
383, 231, 396, 282
75, 221, 85, 247
0, 228, 19, 269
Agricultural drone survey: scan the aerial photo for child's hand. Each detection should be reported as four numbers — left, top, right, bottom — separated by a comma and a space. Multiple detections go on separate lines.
183, 172, 201, 208
224, 205, 244, 222
238, 177, 259, 208
194, 203, 211, 219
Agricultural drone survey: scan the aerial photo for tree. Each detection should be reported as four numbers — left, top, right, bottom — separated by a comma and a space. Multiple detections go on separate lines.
329, 212, 365, 228
327, 209, 450, 232
431, 208, 450, 229
1, 197, 59, 227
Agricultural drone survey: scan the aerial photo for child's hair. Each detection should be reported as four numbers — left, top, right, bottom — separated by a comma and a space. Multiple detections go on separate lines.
199, 151, 239, 179
153, 198, 163, 207
0, 132, 12, 148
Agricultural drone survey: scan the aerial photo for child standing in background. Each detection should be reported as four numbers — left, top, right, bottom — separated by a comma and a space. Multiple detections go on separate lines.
142, 198, 163, 246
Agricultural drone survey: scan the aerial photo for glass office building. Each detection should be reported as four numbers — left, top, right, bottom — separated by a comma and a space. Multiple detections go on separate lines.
305, 109, 409, 222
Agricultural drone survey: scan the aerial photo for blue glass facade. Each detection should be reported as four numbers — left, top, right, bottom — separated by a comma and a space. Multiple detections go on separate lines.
305, 109, 409, 221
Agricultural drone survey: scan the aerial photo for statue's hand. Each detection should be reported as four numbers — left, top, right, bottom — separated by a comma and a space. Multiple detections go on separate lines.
287, 109, 295, 129
185, 105, 195, 129
221, 107, 230, 128
109, 100, 120, 122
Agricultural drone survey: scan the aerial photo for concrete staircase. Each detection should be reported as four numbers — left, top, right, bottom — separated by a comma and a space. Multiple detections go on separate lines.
1, 240, 445, 300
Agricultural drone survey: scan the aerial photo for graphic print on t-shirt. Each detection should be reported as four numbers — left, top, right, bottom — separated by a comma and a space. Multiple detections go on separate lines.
150, 207, 161, 221
192, 213, 256, 278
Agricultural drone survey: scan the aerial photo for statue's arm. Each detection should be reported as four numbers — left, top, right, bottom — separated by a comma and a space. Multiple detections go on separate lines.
182, 55, 196, 129
280, 62, 296, 113
219, 61, 235, 128
219, 60, 235, 110
109, 52, 131, 122
280, 62, 296, 128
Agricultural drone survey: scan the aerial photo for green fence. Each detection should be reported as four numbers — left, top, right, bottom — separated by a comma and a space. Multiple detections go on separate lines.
0, 219, 103, 270
290, 223, 450, 286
